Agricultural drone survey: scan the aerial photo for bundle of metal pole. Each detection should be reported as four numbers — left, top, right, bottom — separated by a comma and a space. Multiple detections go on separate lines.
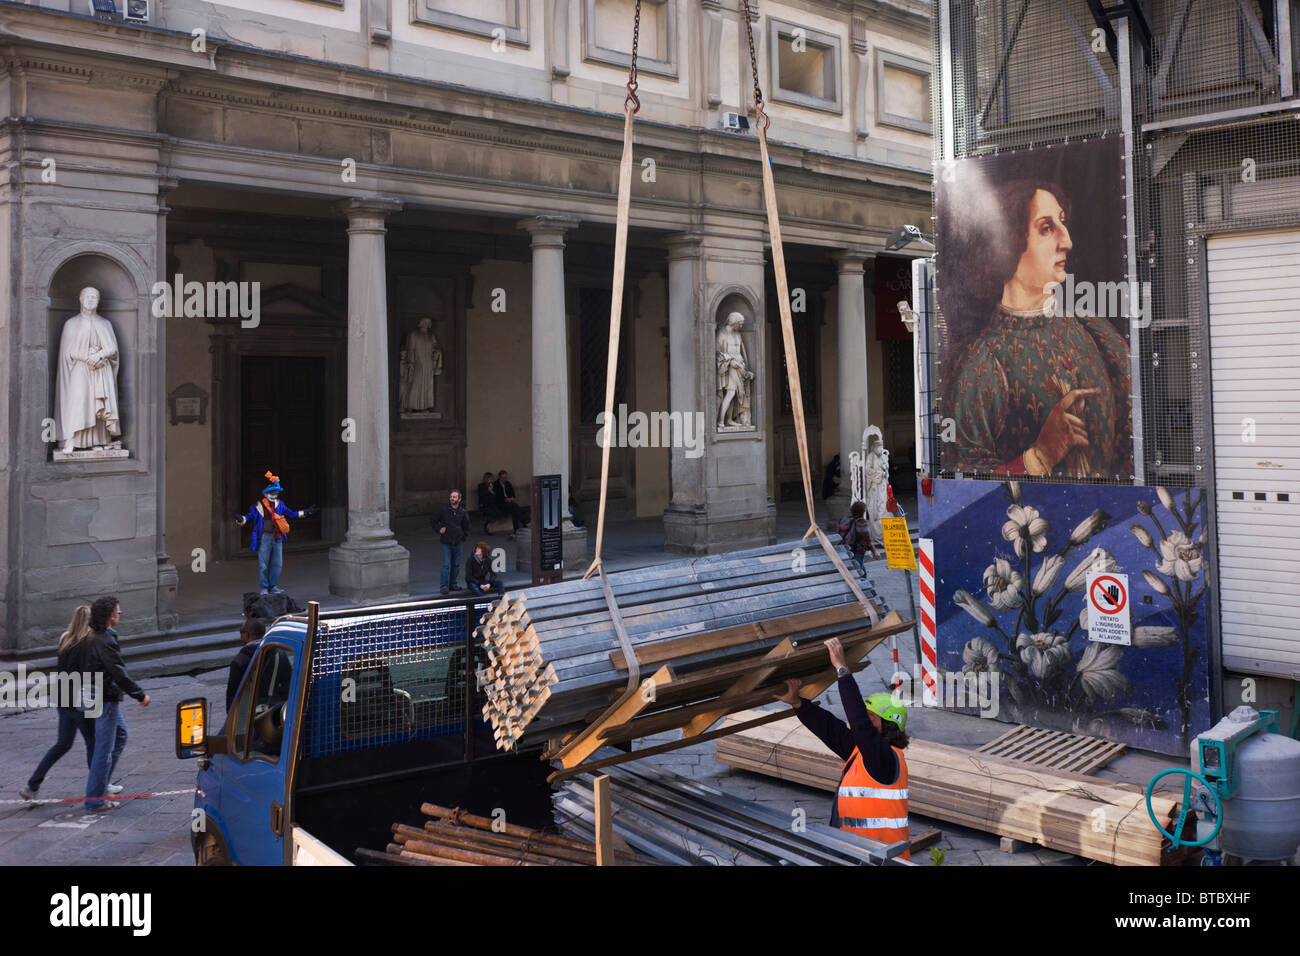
476, 541, 894, 750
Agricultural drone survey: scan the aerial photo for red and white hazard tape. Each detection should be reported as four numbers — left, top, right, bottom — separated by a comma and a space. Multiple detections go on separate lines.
2, 788, 195, 806
918, 537, 938, 707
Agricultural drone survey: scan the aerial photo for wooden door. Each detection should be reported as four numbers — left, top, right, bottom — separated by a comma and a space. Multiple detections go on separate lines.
240, 356, 325, 543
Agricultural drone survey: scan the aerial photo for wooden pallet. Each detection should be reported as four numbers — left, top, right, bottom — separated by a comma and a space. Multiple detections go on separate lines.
714, 710, 1188, 866
976, 725, 1126, 774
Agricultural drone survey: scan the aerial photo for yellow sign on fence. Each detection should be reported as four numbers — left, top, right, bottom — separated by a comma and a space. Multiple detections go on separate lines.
881, 516, 917, 571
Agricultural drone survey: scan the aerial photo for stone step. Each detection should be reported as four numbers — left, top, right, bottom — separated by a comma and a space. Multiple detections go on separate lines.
3, 618, 242, 680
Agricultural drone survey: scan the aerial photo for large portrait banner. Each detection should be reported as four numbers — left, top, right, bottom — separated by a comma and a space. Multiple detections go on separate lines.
935, 137, 1138, 480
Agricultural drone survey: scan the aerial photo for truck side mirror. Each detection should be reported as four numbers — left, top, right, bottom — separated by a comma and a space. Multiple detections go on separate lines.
177, 697, 207, 758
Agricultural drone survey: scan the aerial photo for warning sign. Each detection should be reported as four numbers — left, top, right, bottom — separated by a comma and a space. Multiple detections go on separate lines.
1086, 570, 1130, 645
881, 517, 917, 571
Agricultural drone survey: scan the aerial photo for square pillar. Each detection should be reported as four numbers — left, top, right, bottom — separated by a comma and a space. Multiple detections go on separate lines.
663, 232, 775, 554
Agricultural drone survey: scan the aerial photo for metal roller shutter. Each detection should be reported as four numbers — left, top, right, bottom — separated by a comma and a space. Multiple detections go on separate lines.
1207, 230, 1300, 679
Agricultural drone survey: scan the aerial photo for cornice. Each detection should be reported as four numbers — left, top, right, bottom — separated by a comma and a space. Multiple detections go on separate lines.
0, 6, 931, 197
0, 49, 171, 92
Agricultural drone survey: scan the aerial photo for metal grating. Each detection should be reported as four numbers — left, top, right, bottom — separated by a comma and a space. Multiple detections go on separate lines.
976, 723, 1127, 773
302, 604, 492, 759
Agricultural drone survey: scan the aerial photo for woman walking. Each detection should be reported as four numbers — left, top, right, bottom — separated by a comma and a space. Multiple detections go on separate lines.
19, 606, 98, 801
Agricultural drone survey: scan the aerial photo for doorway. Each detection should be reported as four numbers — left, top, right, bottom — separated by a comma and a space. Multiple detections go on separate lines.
239, 356, 326, 544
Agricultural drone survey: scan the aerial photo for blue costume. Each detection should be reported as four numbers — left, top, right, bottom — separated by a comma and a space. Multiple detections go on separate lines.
237, 472, 315, 594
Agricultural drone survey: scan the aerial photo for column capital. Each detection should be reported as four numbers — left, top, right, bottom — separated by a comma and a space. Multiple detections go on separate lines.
665, 231, 705, 261
340, 196, 403, 232
833, 249, 870, 273
519, 214, 580, 247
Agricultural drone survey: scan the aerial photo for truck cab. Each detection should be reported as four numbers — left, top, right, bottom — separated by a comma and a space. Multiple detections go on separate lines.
177, 599, 552, 865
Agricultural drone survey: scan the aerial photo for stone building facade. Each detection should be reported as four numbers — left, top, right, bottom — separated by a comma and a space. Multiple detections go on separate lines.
0, 0, 932, 650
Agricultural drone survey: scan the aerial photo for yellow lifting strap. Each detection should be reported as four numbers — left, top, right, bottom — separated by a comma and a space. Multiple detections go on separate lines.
581, 0, 877, 683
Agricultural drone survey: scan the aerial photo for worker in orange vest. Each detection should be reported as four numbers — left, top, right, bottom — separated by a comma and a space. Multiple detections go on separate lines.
774, 636, 911, 859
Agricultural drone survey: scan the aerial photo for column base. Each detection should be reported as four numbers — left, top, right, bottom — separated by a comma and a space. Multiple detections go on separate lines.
823, 486, 858, 531
329, 539, 411, 603
663, 504, 777, 555
156, 558, 179, 631
514, 524, 589, 577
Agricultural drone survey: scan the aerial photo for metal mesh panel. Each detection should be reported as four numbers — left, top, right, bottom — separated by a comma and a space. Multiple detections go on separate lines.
930, 0, 1300, 491
302, 604, 492, 759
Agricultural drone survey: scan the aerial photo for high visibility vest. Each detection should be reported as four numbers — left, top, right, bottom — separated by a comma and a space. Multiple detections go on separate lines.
837, 746, 910, 861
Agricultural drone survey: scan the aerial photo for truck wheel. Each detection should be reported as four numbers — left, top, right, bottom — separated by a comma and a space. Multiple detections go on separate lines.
195, 831, 232, 867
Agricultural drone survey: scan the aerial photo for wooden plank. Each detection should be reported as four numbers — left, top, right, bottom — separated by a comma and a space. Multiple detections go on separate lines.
598, 656, 869, 743
555, 665, 675, 770
680, 637, 797, 738
909, 828, 943, 852
976, 725, 1026, 753
594, 774, 613, 867
609, 605, 866, 671
548, 637, 878, 783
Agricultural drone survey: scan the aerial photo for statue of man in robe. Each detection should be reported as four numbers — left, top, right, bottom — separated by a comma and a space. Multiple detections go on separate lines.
716, 312, 754, 429
55, 287, 122, 454
399, 316, 444, 413
861, 426, 890, 543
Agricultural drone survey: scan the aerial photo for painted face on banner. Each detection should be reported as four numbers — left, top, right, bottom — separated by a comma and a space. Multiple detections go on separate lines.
1016, 189, 1073, 298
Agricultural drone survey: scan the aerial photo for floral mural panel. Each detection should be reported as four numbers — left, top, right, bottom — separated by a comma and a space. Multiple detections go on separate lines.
918, 477, 1212, 757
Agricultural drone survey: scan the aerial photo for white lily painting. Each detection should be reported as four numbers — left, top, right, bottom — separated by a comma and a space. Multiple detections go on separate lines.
939, 479, 1210, 754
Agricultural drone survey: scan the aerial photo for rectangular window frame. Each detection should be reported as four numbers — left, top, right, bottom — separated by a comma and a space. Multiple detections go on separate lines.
411, 0, 529, 47
582, 0, 678, 78
767, 16, 842, 114
875, 48, 933, 134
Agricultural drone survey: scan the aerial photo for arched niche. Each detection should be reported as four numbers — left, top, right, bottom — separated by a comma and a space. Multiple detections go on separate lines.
46, 253, 138, 458
710, 288, 760, 432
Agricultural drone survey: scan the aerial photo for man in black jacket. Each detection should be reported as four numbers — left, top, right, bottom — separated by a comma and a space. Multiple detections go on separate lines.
433, 489, 471, 594
76, 596, 150, 812
494, 470, 526, 534
227, 618, 267, 712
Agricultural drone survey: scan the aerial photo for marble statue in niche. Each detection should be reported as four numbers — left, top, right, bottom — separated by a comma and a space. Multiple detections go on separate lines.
399, 316, 444, 418
715, 311, 754, 430
54, 286, 128, 460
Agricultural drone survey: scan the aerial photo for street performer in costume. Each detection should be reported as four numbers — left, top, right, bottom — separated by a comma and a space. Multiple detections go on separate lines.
236, 471, 317, 594
774, 636, 911, 859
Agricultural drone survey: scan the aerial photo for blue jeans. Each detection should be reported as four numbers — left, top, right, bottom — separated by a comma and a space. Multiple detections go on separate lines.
440, 543, 462, 591
851, 551, 867, 575
258, 533, 284, 591
85, 701, 128, 810
28, 708, 95, 791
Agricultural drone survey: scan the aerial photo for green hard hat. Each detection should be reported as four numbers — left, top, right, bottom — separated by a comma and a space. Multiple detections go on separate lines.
864, 692, 908, 732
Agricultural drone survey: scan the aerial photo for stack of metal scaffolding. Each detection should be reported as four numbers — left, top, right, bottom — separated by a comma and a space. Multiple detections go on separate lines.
553, 765, 913, 866
475, 543, 892, 750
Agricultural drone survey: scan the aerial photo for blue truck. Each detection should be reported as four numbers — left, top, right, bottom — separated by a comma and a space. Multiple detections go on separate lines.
175, 599, 551, 865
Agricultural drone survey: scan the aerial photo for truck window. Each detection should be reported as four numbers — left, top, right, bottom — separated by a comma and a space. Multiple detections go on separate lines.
340, 644, 480, 740
229, 643, 295, 762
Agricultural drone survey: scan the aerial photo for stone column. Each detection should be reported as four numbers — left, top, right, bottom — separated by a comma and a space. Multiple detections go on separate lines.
828, 250, 870, 517
664, 234, 706, 531
514, 215, 587, 574
329, 198, 410, 601
154, 178, 179, 628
